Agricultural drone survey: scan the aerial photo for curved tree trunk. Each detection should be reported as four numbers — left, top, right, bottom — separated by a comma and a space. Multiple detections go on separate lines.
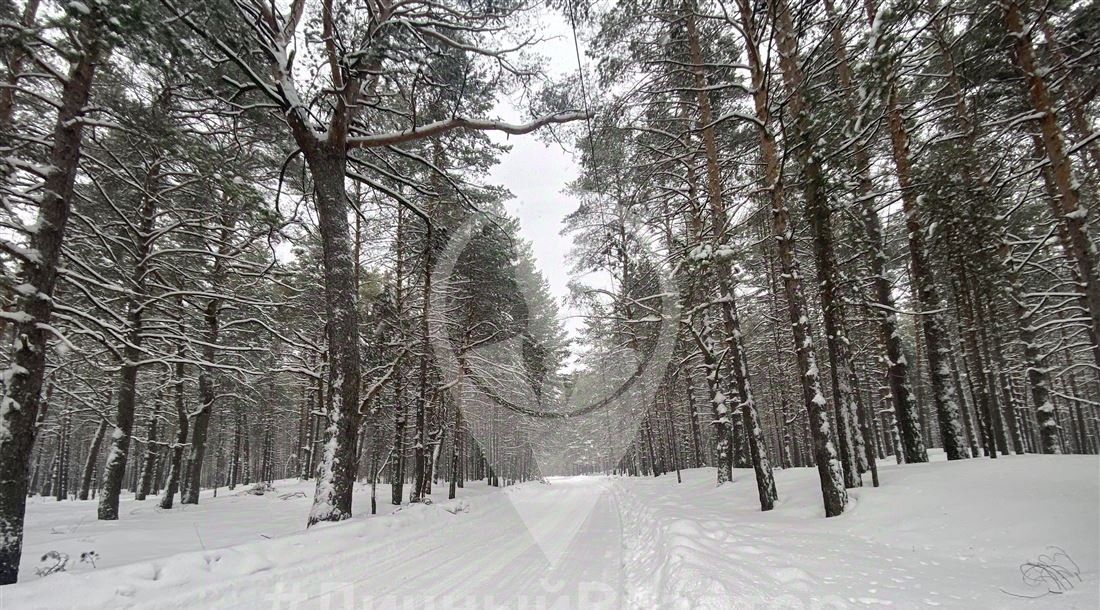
78, 419, 108, 501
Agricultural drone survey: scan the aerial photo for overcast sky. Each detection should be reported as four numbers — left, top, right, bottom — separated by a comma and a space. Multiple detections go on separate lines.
486, 10, 588, 340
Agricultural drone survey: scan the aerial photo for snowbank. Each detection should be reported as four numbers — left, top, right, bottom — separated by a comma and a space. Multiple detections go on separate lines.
617, 453, 1099, 608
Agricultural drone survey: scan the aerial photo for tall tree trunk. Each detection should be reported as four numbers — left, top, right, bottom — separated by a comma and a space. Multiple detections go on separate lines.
304, 145, 363, 526
1003, 0, 1100, 370
949, 350, 982, 457
685, 376, 703, 468
159, 351, 188, 509
741, 0, 845, 516
296, 378, 310, 479
956, 273, 998, 459
448, 411, 462, 500
241, 417, 251, 485
867, 0, 968, 460
392, 206, 407, 505
984, 304, 1025, 454
971, 280, 1009, 455
412, 218, 434, 502
0, 15, 107, 582
0, 0, 40, 138
181, 213, 236, 504
684, 1, 776, 509
54, 408, 69, 501
99, 172, 159, 520
229, 408, 242, 489
135, 398, 161, 500
182, 298, 219, 504
927, 0, 1045, 458
300, 354, 322, 480
1004, 259, 1060, 453
778, 0, 861, 489
78, 419, 108, 501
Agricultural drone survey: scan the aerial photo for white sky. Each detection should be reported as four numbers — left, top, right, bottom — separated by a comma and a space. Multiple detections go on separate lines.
487, 10, 588, 340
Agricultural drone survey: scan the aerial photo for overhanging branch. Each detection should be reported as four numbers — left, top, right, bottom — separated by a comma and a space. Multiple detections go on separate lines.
346, 111, 588, 149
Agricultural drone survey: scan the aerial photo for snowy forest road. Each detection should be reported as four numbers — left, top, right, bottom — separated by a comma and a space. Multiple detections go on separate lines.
292, 477, 626, 609
3, 456, 1097, 609
163, 477, 626, 609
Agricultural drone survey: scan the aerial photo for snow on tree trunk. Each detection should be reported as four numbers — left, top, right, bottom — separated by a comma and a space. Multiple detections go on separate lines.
98, 346, 141, 518
135, 399, 160, 501
0, 14, 106, 583
775, 0, 861, 490
306, 147, 363, 526
180, 212, 237, 505
683, 1, 776, 510
182, 309, 218, 505
99, 184, 159, 519
391, 206, 408, 505
867, 0, 969, 461
159, 356, 188, 510
742, 0, 846, 517
823, 0, 927, 464
78, 418, 107, 501
1004, 0, 1100, 373
1004, 251, 1060, 454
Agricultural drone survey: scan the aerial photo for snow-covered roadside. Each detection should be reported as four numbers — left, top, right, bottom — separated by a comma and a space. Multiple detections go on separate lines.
4, 480, 500, 608
14, 479, 475, 579
616, 453, 1099, 608
4, 478, 619, 609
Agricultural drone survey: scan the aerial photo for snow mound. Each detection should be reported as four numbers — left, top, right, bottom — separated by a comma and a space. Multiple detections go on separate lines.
616, 454, 1099, 609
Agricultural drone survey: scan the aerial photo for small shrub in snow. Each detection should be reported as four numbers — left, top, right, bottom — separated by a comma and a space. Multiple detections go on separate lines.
35, 551, 69, 577
80, 551, 100, 568
33, 549, 99, 577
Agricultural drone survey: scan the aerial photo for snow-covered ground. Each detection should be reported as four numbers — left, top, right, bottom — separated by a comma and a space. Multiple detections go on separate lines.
2, 453, 1096, 609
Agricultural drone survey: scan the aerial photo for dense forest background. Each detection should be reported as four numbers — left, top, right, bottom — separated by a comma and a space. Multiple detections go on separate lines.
0, 0, 1097, 587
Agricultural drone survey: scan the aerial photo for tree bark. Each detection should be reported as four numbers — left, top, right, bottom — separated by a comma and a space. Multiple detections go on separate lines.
779, 0, 861, 489
448, 411, 462, 500
744, 0, 846, 516
135, 398, 161, 501
304, 145, 363, 526
159, 352, 188, 509
181, 298, 219, 504
684, 1, 776, 510
98, 159, 160, 520
1004, 0, 1100, 371
412, 218, 434, 501
54, 408, 70, 501
0, 15, 106, 582
392, 206, 407, 505
78, 419, 107, 501
867, 0, 969, 460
